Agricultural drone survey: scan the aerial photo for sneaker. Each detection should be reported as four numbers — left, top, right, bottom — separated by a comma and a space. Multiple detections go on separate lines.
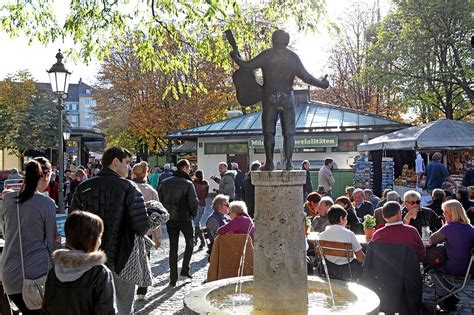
169, 282, 176, 287
180, 272, 193, 279
136, 294, 145, 301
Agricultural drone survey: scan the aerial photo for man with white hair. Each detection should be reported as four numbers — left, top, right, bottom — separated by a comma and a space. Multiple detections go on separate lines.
158, 163, 173, 188
374, 191, 400, 226
402, 190, 442, 236
352, 188, 374, 220
311, 196, 334, 232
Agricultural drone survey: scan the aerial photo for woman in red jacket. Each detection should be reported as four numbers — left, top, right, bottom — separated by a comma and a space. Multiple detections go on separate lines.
193, 170, 209, 249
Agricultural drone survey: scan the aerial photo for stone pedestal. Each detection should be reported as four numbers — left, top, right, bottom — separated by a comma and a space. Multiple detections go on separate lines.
251, 171, 307, 313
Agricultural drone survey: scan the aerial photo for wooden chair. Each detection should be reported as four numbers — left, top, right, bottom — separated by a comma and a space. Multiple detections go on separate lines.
316, 240, 354, 280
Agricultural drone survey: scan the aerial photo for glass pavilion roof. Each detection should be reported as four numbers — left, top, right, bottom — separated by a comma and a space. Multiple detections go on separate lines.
168, 101, 404, 139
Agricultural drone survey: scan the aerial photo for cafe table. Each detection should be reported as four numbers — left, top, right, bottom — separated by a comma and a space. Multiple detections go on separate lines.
307, 231, 370, 251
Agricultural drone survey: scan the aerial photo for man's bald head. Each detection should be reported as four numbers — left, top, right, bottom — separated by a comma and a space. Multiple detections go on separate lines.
272, 29, 290, 47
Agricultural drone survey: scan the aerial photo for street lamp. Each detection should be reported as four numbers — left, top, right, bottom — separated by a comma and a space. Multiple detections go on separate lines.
47, 49, 71, 214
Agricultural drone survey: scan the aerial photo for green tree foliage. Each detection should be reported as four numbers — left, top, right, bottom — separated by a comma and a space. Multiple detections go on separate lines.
0, 71, 59, 155
365, 0, 473, 121
1, 0, 326, 99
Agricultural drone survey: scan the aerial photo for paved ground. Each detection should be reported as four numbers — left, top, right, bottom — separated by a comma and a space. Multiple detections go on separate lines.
133, 206, 213, 315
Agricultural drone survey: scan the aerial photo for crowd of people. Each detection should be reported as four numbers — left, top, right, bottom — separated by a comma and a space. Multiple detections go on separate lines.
0, 147, 473, 314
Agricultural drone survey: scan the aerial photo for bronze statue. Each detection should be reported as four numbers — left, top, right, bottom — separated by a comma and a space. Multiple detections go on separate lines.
230, 29, 329, 171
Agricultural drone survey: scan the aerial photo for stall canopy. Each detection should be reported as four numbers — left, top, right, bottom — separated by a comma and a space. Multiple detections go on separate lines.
358, 119, 474, 151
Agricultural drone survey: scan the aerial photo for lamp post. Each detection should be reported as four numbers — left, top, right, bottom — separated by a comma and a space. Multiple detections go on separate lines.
47, 49, 71, 214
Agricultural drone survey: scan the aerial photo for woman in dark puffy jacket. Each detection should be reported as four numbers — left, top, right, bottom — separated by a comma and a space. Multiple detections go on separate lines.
42, 211, 116, 314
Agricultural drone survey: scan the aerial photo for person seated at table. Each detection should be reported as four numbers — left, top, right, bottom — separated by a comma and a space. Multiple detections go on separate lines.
375, 189, 393, 209
335, 196, 362, 234
206, 194, 231, 252
304, 192, 322, 219
402, 190, 442, 236
352, 188, 374, 220
217, 201, 255, 241
344, 186, 355, 202
373, 201, 426, 262
456, 186, 474, 213
426, 188, 445, 217
312, 196, 333, 233
429, 200, 474, 311
364, 189, 380, 209
374, 191, 400, 229
319, 205, 365, 280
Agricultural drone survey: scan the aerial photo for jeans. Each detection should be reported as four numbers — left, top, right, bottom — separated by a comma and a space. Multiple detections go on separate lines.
166, 220, 194, 283
113, 272, 136, 315
193, 206, 206, 228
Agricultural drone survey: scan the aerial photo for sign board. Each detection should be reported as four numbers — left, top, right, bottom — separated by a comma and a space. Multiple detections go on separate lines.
56, 214, 67, 237
248, 136, 338, 149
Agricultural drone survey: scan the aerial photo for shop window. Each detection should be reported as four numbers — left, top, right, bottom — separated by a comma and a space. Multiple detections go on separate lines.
205, 143, 227, 154
205, 143, 248, 155
228, 143, 248, 154
332, 139, 362, 152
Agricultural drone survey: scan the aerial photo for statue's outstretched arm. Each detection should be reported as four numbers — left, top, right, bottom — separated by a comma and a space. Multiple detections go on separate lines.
230, 50, 266, 71
295, 57, 329, 89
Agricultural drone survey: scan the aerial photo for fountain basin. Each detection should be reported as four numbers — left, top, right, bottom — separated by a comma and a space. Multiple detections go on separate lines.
184, 276, 380, 314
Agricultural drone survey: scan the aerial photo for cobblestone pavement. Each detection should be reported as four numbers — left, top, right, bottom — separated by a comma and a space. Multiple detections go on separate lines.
133, 206, 213, 315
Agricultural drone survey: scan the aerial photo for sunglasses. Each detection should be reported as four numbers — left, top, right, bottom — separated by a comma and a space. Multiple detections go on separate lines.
406, 200, 421, 205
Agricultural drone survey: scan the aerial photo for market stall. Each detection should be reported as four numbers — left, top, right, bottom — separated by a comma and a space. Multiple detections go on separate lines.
357, 119, 474, 197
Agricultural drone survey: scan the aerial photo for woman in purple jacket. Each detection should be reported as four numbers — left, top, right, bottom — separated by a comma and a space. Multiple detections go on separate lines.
429, 200, 474, 311
217, 201, 254, 241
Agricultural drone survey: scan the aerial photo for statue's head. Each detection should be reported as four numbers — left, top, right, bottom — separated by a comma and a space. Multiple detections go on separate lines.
272, 29, 290, 47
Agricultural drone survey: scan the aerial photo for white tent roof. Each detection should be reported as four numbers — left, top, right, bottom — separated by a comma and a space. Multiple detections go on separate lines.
358, 119, 474, 151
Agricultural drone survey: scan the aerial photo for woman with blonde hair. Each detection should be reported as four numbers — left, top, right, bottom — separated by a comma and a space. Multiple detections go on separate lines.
429, 199, 474, 311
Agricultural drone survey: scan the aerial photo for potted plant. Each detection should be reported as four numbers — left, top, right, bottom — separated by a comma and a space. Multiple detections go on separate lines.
363, 214, 376, 240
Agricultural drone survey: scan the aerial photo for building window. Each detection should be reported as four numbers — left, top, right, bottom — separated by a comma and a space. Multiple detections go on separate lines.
66, 103, 78, 111
68, 114, 79, 127
85, 89, 91, 95
204, 143, 248, 155
332, 139, 362, 152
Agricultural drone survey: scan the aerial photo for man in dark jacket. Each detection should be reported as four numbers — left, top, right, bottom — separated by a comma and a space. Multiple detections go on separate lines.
402, 190, 442, 236
159, 159, 199, 286
352, 188, 374, 220
302, 160, 313, 200
241, 161, 261, 218
232, 162, 245, 200
426, 188, 445, 217
71, 146, 149, 314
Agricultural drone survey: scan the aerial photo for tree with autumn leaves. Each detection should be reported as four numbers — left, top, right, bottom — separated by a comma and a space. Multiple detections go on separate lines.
0, 71, 60, 165
94, 38, 237, 154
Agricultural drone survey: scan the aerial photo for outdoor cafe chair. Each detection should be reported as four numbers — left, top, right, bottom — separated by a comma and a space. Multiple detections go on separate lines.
429, 247, 474, 307
316, 240, 354, 280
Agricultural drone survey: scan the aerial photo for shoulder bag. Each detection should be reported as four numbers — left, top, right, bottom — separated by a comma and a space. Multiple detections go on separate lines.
16, 198, 48, 310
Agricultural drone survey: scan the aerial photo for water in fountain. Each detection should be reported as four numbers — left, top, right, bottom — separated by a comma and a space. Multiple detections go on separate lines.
315, 238, 336, 307
232, 224, 254, 309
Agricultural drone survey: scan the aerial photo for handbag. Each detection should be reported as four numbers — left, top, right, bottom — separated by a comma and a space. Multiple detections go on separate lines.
16, 199, 48, 310
425, 244, 448, 269
117, 235, 154, 287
